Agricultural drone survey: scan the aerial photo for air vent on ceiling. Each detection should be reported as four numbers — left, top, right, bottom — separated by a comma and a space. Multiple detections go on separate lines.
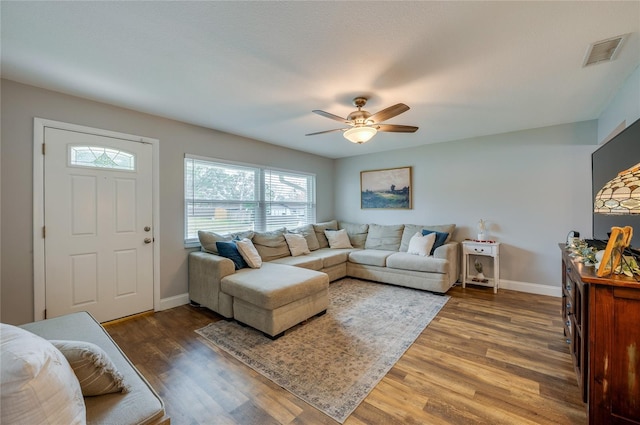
583, 34, 627, 67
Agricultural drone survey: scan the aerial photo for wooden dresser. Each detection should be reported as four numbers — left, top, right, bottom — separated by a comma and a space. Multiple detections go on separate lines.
560, 245, 640, 424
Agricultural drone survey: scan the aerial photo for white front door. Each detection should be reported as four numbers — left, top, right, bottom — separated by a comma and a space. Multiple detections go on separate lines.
43, 127, 154, 322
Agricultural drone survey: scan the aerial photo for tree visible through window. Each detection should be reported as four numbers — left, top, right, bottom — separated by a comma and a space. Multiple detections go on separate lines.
184, 155, 316, 245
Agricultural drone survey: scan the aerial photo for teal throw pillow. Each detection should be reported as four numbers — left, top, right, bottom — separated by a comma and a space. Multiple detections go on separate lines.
216, 241, 248, 270
421, 230, 449, 255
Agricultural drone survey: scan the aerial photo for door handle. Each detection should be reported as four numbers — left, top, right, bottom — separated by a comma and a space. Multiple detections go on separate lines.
144, 238, 152, 244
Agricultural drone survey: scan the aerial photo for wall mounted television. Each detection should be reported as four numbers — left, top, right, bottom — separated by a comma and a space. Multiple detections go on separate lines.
591, 117, 640, 248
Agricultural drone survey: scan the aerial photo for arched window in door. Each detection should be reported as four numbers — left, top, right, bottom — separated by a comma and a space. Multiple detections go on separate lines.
69, 145, 136, 171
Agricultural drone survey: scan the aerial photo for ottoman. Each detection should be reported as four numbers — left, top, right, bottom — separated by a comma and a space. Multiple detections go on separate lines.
221, 262, 329, 338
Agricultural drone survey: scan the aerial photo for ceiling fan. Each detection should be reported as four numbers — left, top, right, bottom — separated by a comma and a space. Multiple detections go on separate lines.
306, 97, 418, 144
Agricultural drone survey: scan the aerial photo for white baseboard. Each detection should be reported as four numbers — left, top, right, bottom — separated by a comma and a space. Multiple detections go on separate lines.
498, 279, 561, 297
158, 293, 190, 311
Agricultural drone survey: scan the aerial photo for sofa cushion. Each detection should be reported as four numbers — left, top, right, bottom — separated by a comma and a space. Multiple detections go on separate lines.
50, 340, 128, 397
0, 324, 86, 425
421, 229, 449, 255
236, 238, 262, 269
287, 224, 320, 251
349, 249, 396, 267
221, 263, 329, 310
386, 252, 449, 274
325, 229, 353, 249
364, 224, 404, 251
400, 224, 456, 252
216, 241, 248, 270
198, 230, 255, 254
407, 232, 437, 257
307, 248, 353, 268
269, 255, 323, 271
313, 220, 338, 249
338, 221, 369, 248
284, 233, 311, 256
252, 228, 291, 262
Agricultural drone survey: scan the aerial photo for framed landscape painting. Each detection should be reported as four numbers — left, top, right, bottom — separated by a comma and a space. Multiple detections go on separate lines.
361, 166, 412, 209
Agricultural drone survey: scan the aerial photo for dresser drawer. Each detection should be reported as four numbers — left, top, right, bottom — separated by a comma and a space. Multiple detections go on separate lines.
463, 243, 496, 256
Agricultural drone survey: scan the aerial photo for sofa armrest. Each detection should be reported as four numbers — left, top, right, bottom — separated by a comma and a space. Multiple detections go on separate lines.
433, 242, 460, 284
188, 251, 235, 318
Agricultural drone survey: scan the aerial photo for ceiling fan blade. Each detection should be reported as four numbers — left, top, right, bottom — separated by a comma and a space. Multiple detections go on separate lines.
305, 128, 347, 136
312, 110, 351, 124
369, 103, 410, 123
375, 124, 419, 133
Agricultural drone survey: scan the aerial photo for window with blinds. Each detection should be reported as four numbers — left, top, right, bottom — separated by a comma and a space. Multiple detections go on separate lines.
184, 155, 316, 245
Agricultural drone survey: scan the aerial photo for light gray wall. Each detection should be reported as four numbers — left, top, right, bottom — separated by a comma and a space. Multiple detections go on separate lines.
597, 64, 640, 142
0, 79, 335, 325
335, 122, 598, 289
4, 73, 633, 324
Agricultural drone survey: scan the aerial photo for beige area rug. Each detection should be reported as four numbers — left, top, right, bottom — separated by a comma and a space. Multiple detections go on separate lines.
196, 278, 449, 423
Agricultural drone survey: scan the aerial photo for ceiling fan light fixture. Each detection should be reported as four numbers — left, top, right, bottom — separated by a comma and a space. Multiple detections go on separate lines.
308, 96, 416, 142
344, 126, 377, 144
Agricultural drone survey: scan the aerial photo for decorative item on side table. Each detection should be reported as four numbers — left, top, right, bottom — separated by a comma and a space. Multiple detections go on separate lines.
462, 239, 501, 293
473, 259, 488, 283
477, 218, 487, 241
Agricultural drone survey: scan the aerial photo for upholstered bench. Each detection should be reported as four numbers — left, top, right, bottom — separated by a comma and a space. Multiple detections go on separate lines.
221, 262, 329, 338
16, 312, 169, 425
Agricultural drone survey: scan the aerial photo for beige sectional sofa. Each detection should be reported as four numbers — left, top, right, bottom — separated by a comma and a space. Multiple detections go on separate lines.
189, 220, 459, 337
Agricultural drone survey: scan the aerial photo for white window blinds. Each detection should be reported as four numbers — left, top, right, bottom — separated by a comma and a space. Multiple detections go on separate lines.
184, 155, 316, 245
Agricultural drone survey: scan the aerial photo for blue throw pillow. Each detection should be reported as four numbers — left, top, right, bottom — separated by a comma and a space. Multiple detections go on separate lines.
421, 230, 449, 255
215, 241, 247, 270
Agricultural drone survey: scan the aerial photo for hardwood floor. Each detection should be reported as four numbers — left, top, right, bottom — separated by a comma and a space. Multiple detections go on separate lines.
105, 283, 587, 424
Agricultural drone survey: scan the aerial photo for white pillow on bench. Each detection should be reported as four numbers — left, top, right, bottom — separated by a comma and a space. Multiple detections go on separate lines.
0, 324, 86, 425
51, 340, 128, 397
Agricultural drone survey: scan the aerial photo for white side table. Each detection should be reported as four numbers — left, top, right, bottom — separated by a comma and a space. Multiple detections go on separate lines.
462, 240, 501, 293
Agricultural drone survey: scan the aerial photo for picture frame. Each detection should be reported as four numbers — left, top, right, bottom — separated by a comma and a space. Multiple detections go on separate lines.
360, 166, 412, 209
596, 226, 633, 277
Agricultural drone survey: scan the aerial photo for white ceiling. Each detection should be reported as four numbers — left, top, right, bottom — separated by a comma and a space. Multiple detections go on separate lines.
2, 1, 639, 159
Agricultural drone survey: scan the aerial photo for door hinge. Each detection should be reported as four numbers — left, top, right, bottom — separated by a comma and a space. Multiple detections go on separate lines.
44, 309, 47, 319
42, 143, 46, 155
42, 226, 46, 238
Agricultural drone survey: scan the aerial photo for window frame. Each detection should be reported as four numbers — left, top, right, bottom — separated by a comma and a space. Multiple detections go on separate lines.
184, 154, 316, 247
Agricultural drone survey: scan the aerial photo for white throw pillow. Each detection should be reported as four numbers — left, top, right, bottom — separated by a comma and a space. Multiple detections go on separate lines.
50, 340, 128, 396
236, 238, 262, 268
407, 231, 437, 257
284, 233, 311, 256
0, 324, 86, 425
325, 229, 353, 249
